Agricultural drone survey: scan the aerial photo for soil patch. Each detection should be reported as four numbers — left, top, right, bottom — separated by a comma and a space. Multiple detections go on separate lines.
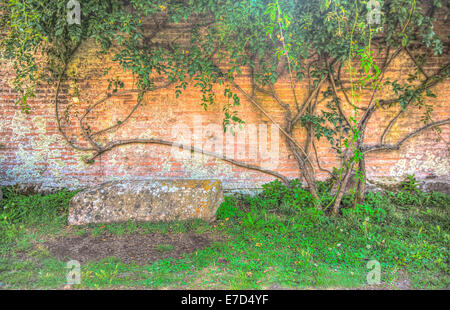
44, 232, 212, 265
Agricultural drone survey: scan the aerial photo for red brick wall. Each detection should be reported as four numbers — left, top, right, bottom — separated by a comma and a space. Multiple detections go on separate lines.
0, 38, 449, 193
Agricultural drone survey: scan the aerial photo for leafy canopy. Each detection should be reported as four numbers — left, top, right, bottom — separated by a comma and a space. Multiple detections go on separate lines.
1, 0, 443, 120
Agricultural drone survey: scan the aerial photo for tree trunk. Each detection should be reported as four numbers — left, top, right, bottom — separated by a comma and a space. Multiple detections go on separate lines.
353, 159, 366, 207
286, 139, 320, 206
331, 162, 355, 215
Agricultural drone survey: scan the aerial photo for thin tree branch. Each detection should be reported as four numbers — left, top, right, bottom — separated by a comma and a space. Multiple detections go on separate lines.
228, 78, 316, 174
312, 138, 334, 178
326, 58, 351, 128
358, 48, 403, 131
291, 77, 326, 125
363, 118, 450, 153
55, 43, 97, 152
86, 138, 290, 184
380, 109, 403, 144
405, 47, 429, 79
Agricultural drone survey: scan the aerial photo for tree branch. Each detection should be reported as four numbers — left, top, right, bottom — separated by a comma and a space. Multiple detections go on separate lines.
363, 118, 450, 153
326, 58, 351, 128
86, 138, 290, 184
54, 43, 97, 152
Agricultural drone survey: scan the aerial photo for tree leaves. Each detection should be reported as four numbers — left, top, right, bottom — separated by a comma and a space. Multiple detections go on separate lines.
1, 0, 445, 134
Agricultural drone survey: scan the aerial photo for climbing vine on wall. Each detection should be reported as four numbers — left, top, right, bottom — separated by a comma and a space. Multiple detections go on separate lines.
1, 0, 449, 213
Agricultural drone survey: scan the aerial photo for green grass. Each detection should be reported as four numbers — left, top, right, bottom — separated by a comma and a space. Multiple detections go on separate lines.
156, 244, 175, 253
0, 180, 449, 289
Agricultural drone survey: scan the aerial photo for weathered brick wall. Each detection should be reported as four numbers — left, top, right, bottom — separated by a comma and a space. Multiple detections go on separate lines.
1, 25, 449, 194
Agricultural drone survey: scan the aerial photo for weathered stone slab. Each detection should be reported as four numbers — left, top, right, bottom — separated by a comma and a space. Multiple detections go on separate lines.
68, 180, 224, 225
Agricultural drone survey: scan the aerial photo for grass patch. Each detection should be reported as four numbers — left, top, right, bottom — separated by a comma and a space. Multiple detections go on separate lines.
0, 180, 448, 289
156, 244, 175, 253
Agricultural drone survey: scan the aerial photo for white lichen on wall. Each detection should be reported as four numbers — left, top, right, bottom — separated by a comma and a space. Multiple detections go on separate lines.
390, 145, 449, 179
2, 111, 87, 190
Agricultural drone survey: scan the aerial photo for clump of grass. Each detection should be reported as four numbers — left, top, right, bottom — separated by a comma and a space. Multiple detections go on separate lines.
156, 244, 174, 253
0, 187, 75, 254
0, 187, 74, 224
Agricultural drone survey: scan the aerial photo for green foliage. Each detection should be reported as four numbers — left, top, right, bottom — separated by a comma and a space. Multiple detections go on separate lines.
0, 187, 75, 251
0, 187, 73, 224
400, 173, 420, 193
156, 244, 174, 253
0, 0, 125, 111
214, 181, 449, 288
260, 179, 313, 209
342, 201, 387, 224
1, 0, 444, 124
216, 196, 241, 220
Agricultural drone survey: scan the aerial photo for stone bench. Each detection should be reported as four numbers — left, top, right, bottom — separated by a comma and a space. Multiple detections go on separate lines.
68, 179, 224, 225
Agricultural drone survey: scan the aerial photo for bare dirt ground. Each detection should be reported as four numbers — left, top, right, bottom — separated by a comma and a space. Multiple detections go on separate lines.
44, 232, 212, 265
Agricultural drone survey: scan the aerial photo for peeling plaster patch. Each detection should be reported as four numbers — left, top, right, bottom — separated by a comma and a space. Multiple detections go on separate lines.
180, 152, 264, 190
184, 153, 228, 179
160, 144, 274, 190
8, 145, 43, 182
3, 111, 87, 190
35, 133, 60, 153
10, 111, 32, 138
390, 145, 449, 178
134, 144, 150, 155
33, 116, 47, 134
106, 153, 130, 178
157, 158, 174, 177
74, 151, 96, 170
0, 116, 10, 132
